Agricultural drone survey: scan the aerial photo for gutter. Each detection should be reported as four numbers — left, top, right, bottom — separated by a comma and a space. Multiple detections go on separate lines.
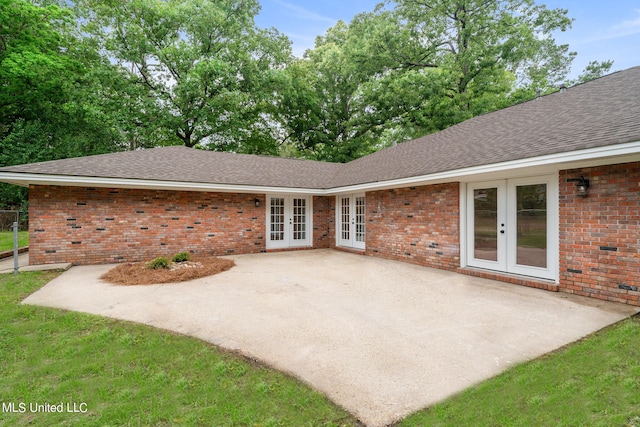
1, 140, 639, 195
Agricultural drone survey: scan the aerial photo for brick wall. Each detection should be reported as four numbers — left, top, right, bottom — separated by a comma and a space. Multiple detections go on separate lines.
27, 163, 640, 307
365, 183, 460, 270
29, 186, 267, 265
559, 162, 640, 305
313, 196, 335, 248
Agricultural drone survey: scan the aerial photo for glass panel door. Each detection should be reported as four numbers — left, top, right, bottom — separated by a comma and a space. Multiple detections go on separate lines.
341, 197, 350, 243
467, 181, 507, 271
473, 188, 499, 262
515, 184, 547, 268
292, 198, 307, 242
266, 195, 311, 249
467, 176, 557, 281
354, 196, 366, 250
337, 194, 366, 249
507, 176, 556, 279
270, 197, 285, 244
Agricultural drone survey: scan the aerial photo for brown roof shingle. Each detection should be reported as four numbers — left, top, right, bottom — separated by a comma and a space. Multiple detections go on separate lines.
2, 66, 640, 190
0, 147, 342, 189
329, 65, 640, 187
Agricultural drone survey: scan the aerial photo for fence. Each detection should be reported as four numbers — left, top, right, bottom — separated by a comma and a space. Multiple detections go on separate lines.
0, 210, 27, 231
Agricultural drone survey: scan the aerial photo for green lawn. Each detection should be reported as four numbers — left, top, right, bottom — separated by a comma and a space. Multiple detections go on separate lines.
1, 273, 639, 427
0, 231, 28, 252
401, 317, 640, 427
0, 272, 357, 426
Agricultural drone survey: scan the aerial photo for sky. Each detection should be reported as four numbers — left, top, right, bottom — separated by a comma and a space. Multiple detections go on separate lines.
254, 0, 640, 80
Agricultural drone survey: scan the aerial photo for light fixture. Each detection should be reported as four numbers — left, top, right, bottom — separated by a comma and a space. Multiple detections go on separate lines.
567, 176, 590, 198
254, 198, 260, 207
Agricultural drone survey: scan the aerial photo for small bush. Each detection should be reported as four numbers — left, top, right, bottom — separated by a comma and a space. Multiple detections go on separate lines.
173, 252, 190, 263
147, 257, 170, 270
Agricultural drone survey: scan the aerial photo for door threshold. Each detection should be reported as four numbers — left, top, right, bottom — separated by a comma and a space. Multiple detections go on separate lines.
334, 246, 366, 255
460, 267, 558, 292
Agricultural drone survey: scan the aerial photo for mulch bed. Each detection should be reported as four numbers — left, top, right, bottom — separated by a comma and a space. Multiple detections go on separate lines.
100, 256, 235, 285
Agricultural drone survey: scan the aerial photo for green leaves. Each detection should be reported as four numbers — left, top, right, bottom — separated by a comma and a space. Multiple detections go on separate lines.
278, 0, 600, 160
77, 0, 291, 151
0, 0, 614, 172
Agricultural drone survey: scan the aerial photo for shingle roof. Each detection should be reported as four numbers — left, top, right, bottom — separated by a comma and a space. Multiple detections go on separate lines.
329, 65, 640, 187
0, 147, 342, 189
2, 66, 640, 190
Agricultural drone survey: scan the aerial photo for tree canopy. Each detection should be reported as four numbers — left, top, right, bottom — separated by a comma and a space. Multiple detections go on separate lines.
0, 0, 615, 210
77, 0, 292, 153
0, 0, 128, 208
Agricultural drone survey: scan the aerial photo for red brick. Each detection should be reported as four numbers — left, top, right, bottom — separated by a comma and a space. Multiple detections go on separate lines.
559, 162, 640, 306
365, 183, 460, 271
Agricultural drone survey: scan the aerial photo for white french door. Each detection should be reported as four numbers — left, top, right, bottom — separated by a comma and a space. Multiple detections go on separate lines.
267, 195, 312, 249
466, 175, 558, 280
337, 194, 366, 250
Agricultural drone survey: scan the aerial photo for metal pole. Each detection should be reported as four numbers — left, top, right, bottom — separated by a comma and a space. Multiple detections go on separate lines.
13, 221, 19, 274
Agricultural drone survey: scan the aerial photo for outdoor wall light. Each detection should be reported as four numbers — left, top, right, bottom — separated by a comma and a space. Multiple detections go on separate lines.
567, 176, 590, 198
254, 198, 260, 207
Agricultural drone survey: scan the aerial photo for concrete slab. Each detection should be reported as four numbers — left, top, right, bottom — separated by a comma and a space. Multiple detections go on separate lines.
19, 262, 72, 273
0, 252, 28, 273
22, 249, 639, 426
0, 253, 71, 274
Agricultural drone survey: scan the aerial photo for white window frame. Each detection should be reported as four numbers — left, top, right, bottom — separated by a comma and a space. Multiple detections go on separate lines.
266, 195, 312, 249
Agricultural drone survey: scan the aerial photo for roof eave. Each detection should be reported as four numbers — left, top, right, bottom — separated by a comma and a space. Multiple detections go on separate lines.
327, 139, 640, 194
0, 174, 325, 195
1, 139, 639, 195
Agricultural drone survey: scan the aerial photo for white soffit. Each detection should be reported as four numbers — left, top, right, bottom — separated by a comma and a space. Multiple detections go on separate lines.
1, 140, 639, 195
0, 174, 321, 195
328, 140, 640, 194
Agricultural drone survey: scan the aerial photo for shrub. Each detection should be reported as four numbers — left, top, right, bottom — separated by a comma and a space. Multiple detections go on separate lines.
147, 257, 170, 270
172, 252, 190, 263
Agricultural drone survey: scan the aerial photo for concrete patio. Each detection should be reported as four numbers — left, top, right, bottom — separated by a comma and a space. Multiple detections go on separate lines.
22, 249, 639, 426
0, 252, 71, 274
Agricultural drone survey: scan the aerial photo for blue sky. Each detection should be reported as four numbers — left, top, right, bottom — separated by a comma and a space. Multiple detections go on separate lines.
254, 0, 640, 79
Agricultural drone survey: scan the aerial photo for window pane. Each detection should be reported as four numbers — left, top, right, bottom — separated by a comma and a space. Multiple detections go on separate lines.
293, 198, 306, 240
516, 184, 547, 268
474, 188, 498, 261
270, 198, 285, 241
355, 196, 365, 243
341, 198, 350, 240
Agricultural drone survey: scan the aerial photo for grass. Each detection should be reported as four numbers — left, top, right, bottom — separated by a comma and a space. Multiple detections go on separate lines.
2, 273, 639, 427
399, 316, 640, 427
0, 272, 358, 426
0, 231, 28, 252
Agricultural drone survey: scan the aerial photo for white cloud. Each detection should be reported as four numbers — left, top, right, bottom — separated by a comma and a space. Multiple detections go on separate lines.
612, 9, 640, 32
272, 0, 337, 25
574, 9, 640, 45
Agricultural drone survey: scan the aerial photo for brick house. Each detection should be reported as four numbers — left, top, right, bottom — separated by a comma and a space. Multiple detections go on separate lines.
1, 67, 639, 306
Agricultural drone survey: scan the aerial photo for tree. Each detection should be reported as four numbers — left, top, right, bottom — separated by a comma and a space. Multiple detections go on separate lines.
391, 0, 575, 91
285, 0, 602, 159
0, 0, 124, 209
279, 13, 415, 162
568, 60, 614, 86
78, 0, 292, 153
1, 1, 70, 122
278, 21, 376, 162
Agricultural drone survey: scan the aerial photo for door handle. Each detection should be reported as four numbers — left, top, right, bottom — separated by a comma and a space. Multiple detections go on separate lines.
500, 230, 505, 234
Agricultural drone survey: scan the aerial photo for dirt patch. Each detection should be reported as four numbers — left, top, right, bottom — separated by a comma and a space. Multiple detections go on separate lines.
100, 256, 235, 285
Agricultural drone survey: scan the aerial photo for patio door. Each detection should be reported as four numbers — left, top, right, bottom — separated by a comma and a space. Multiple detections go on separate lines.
267, 195, 312, 249
337, 194, 366, 250
466, 176, 557, 280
